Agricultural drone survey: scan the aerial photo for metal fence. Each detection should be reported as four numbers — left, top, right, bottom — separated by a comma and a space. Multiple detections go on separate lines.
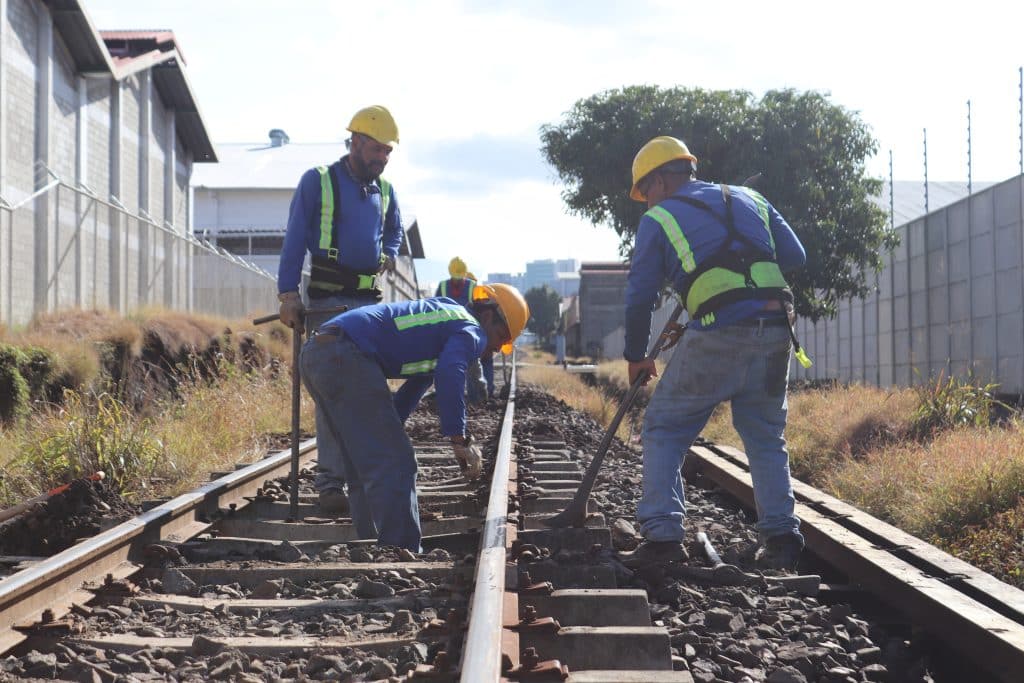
0, 166, 276, 327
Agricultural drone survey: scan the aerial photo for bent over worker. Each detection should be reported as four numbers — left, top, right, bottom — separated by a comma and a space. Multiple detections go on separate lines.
623, 136, 807, 570
299, 285, 529, 552
277, 105, 404, 516
435, 258, 488, 402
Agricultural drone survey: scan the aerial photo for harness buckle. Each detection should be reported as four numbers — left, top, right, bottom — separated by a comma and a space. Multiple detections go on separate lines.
357, 273, 377, 290
326, 247, 339, 261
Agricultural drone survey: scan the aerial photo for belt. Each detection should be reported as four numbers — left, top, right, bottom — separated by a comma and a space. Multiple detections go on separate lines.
313, 325, 346, 343
735, 316, 788, 327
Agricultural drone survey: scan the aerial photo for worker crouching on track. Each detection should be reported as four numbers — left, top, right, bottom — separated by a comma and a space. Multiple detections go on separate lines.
299, 284, 529, 552
622, 135, 808, 571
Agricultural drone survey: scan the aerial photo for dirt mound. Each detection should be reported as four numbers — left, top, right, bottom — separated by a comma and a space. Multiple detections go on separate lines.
0, 478, 139, 557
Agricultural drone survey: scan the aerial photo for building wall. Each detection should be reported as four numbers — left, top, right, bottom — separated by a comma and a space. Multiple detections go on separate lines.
578, 268, 628, 359
0, 0, 272, 327
791, 175, 1024, 395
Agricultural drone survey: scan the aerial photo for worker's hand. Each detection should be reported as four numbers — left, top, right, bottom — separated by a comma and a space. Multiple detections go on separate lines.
378, 255, 396, 274
452, 437, 482, 481
628, 359, 657, 386
278, 292, 305, 329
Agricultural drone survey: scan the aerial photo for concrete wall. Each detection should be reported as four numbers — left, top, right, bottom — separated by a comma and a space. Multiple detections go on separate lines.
792, 175, 1024, 394
0, 0, 272, 328
578, 268, 628, 358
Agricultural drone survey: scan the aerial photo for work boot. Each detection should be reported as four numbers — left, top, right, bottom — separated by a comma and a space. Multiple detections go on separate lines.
318, 489, 350, 516
619, 539, 689, 568
755, 533, 803, 572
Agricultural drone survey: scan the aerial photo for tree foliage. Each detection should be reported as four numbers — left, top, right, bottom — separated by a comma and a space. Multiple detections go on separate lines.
524, 286, 562, 343
539, 85, 896, 320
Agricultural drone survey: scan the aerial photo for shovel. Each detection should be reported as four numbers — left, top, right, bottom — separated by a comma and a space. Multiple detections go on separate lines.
253, 304, 347, 521
543, 302, 685, 528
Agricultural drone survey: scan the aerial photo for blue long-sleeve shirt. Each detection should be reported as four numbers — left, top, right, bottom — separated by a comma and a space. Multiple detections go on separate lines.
322, 298, 485, 436
278, 156, 404, 294
624, 181, 806, 361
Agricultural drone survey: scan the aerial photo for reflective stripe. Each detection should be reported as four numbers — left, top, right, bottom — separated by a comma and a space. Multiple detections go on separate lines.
740, 187, 775, 250
393, 307, 476, 331
316, 166, 333, 251
646, 205, 696, 272
401, 359, 438, 375
440, 280, 447, 297
380, 178, 391, 224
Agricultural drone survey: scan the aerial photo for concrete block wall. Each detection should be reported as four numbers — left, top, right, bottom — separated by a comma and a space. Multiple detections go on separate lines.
792, 174, 1024, 395
1, 0, 272, 328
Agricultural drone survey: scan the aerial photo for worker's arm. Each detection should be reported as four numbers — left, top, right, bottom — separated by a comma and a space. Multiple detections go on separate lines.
765, 200, 806, 274
381, 185, 404, 261
278, 169, 320, 294
433, 331, 485, 437
623, 216, 670, 362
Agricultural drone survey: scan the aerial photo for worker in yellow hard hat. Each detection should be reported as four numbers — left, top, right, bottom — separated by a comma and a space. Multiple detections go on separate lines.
277, 104, 404, 516
300, 286, 529, 551
430, 257, 488, 401
621, 135, 808, 571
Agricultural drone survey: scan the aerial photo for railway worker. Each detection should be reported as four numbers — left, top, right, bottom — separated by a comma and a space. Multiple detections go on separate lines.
622, 135, 808, 571
465, 272, 498, 399
299, 284, 529, 552
435, 258, 488, 402
277, 105, 404, 517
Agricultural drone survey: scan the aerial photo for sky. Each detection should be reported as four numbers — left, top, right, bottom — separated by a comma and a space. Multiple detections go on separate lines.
85, 0, 1024, 286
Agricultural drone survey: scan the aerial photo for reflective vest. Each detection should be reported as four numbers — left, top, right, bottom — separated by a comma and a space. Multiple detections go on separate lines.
439, 278, 476, 305
392, 306, 477, 376
645, 183, 792, 324
308, 161, 391, 294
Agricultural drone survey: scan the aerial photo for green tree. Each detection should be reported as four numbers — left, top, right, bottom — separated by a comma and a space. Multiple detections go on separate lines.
540, 85, 895, 320
524, 286, 562, 345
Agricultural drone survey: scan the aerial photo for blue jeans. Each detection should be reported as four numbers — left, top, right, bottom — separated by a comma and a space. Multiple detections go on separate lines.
300, 332, 421, 551
638, 322, 802, 545
304, 292, 378, 494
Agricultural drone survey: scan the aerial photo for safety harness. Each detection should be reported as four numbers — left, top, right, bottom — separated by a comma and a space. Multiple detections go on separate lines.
645, 184, 812, 367
307, 160, 392, 298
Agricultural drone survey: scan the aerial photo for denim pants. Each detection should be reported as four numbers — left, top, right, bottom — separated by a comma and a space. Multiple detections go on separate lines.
638, 322, 803, 545
304, 292, 378, 494
300, 332, 422, 551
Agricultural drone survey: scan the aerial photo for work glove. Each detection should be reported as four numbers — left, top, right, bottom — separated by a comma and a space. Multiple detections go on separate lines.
278, 291, 305, 329
378, 255, 396, 274
452, 437, 482, 481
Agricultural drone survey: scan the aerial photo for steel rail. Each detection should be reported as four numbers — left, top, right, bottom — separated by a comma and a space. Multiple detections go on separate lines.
688, 442, 1024, 683
0, 438, 318, 653
460, 355, 517, 681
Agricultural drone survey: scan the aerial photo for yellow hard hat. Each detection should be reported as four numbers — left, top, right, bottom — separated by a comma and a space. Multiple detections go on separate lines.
630, 135, 698, 201
473, 283, 529, 354
448, 256, 468, 278
347, 105, 399, 147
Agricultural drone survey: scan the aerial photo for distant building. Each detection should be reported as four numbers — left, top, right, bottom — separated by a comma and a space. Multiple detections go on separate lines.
494, 258, 580, 298
191, 131, 425, 302
577, 262, 629, 359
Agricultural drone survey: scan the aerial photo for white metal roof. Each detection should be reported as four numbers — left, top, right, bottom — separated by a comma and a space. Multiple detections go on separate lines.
190, 142, 345, 190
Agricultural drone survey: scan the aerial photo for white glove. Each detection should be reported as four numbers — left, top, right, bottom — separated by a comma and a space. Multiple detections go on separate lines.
452, 438, 482, 481
378, 255, 396, 274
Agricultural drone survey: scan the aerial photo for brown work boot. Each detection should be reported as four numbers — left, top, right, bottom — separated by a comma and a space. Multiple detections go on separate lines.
619, 539, 689, 568
318, 489, 349, 516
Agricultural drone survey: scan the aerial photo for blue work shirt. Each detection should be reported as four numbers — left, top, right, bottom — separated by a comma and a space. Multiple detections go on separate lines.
321, 298, 485, 437
278, 155, 404, 294
624, 181, 806, 361
434, 278, 475, 306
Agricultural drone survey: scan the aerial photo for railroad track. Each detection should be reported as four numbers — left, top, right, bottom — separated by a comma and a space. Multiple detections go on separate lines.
1, 360, 1024, 681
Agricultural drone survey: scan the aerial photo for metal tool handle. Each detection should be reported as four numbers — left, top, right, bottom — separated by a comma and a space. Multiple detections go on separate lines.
544, 302, 685, 528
